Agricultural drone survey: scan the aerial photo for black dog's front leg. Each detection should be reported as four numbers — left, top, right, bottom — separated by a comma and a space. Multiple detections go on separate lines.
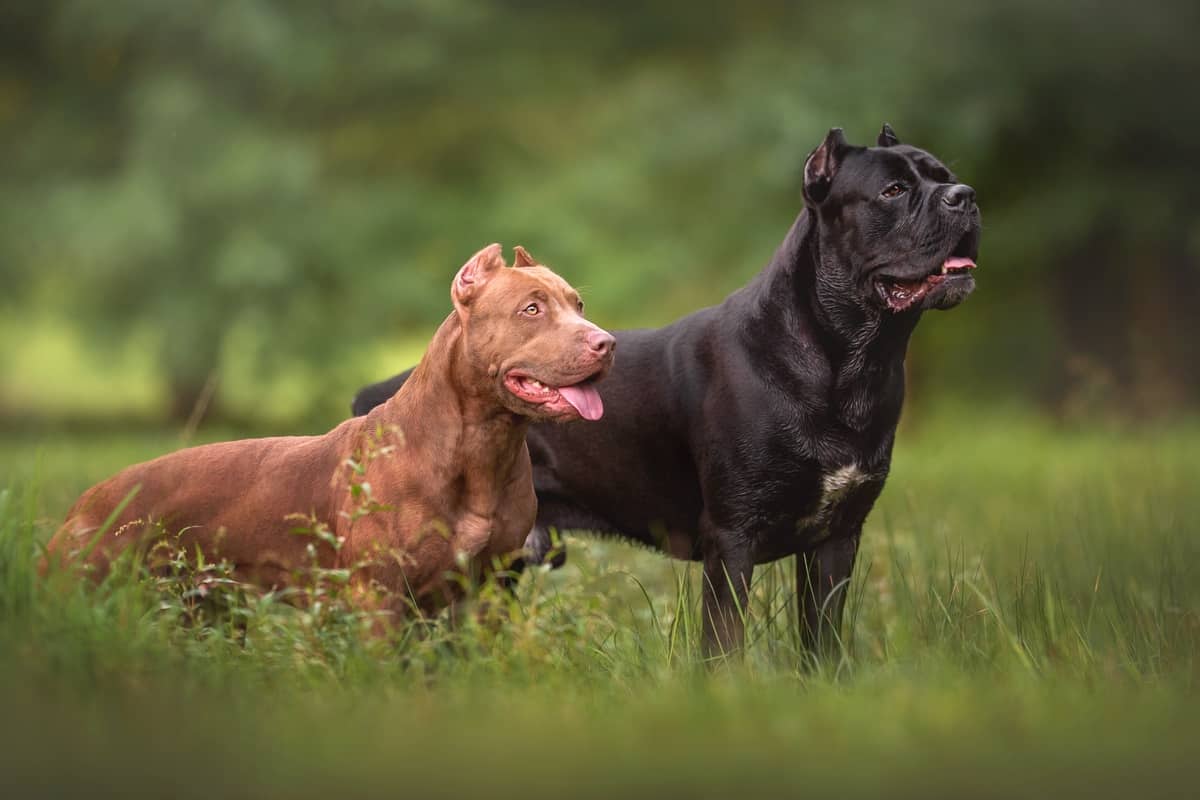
797, 531, 860, 663
700, 517, 754, 659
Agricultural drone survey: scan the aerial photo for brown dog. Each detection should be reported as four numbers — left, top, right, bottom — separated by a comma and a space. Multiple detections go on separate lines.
44, 244, 614, 615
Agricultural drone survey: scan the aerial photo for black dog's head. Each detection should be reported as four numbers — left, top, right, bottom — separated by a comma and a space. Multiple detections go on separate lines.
803, 125, 981, 313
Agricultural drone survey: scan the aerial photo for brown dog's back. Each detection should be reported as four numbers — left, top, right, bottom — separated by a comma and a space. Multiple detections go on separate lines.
49, 421, 358, 579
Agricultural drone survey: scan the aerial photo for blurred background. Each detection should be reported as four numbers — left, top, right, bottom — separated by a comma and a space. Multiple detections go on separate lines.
2, 7, 1199, 791
1, 0, 1197, 432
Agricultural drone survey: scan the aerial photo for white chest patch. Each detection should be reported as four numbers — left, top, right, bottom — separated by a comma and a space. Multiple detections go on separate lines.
823, 464, 871, 498
797, 464, 873, 540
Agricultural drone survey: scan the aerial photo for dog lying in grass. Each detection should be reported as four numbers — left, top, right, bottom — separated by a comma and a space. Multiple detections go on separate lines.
44, 244, 614, 618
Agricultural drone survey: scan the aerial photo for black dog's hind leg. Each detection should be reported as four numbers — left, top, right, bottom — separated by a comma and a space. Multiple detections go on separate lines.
797, 532, 860, 664
521, 523, 567, 569
700, 515, 754, 660
525, 493, 631, 571
495, 523, 564, 595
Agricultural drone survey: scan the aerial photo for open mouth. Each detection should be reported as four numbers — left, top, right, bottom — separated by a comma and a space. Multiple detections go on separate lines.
504, 372, 605, 420
875, 233, 979, 312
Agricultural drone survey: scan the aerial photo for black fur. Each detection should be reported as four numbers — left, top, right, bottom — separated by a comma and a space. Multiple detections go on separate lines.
351, 126, 981, 660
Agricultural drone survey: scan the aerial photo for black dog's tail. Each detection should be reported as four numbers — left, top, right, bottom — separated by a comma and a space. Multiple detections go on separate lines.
350, 370, 413, 416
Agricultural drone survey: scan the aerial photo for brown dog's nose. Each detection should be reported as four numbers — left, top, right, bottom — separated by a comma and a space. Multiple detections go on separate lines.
587, 330, 615, 357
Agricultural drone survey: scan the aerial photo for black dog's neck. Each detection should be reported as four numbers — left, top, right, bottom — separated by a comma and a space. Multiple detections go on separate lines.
748, 209, 918, 354
808, 229, 920, 363
742, 208, 918, 432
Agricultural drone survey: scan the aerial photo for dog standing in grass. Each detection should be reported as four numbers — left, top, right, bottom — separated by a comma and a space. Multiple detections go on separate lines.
353, 127, 982, 657
44, 244, 614, 616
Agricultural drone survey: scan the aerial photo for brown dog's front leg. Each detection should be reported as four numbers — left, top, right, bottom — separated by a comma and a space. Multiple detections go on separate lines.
797, 532, 860, 665
700, 517, 754, 661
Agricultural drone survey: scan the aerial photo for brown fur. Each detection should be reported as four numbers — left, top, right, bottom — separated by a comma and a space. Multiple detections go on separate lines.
43, 244, 613, 617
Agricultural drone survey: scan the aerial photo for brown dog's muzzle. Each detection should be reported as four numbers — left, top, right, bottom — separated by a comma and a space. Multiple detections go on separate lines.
502, 320, 615, 422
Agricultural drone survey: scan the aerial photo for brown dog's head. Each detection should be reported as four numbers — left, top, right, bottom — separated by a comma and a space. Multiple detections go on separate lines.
451, 244, 615, 421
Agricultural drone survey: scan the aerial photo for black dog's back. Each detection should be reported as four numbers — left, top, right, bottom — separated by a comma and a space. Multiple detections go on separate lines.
351, 373, 409, 416
526, 323, 708, 554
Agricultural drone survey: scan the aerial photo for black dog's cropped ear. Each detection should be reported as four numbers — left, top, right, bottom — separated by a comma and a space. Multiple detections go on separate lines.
803, 127, 848, 205
877, 123, 900, 147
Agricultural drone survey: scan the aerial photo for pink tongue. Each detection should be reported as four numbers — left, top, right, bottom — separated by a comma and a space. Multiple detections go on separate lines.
943, 256, 977, 270
558, 383, 604, 421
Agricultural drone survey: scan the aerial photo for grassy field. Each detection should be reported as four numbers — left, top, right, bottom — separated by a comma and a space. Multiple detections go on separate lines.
1, 415, 1198, 798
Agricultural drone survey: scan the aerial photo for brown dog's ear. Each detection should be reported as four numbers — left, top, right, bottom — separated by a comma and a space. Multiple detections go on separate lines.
802, 127, 848, 206
452, 243, 506, 310
512, 245, 538, 268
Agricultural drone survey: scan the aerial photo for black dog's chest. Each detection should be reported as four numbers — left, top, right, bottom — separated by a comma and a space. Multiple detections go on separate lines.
739, 457, 884, 560
793, 463, 877, 534
712, 408, 894, 562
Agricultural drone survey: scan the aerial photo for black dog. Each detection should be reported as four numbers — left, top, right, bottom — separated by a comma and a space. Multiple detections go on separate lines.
352, 126, 981, 660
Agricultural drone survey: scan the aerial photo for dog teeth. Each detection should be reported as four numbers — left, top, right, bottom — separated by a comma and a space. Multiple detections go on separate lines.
530, 379, 544, 390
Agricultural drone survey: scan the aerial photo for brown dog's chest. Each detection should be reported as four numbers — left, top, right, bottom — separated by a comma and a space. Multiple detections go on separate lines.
476, 507, 536, 564
336, 440, 535, 603
455, 495, 536, 563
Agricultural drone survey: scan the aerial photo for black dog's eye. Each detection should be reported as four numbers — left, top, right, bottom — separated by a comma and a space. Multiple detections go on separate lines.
880, 182, 908, 199
576, 300, 585, 313
522, 303, 541, 316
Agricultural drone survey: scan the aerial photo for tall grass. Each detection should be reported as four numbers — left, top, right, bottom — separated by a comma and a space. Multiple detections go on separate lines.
0, 415, 1197, 797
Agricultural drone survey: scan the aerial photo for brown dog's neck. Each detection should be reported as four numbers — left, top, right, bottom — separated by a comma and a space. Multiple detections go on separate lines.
368, 312, 530, 490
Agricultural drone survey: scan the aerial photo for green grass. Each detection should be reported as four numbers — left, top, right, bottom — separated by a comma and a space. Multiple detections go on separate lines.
1, 415, 1198, 797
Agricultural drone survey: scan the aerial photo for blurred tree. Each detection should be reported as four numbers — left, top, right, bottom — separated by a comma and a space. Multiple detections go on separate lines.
903, 0, 1200, 416
0, 0, 503, 419
0, 0, 1196, 422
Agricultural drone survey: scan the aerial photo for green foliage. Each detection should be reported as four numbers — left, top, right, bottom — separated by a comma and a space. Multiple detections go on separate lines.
1, 418, 1199, 794
1, 0, 1197, 422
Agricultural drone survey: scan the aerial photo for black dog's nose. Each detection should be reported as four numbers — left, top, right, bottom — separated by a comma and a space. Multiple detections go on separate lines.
942, 183, 976, 210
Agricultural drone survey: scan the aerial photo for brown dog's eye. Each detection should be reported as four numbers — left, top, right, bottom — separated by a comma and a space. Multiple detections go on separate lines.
880, 182, 907, 199
523, 303, 541, 316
